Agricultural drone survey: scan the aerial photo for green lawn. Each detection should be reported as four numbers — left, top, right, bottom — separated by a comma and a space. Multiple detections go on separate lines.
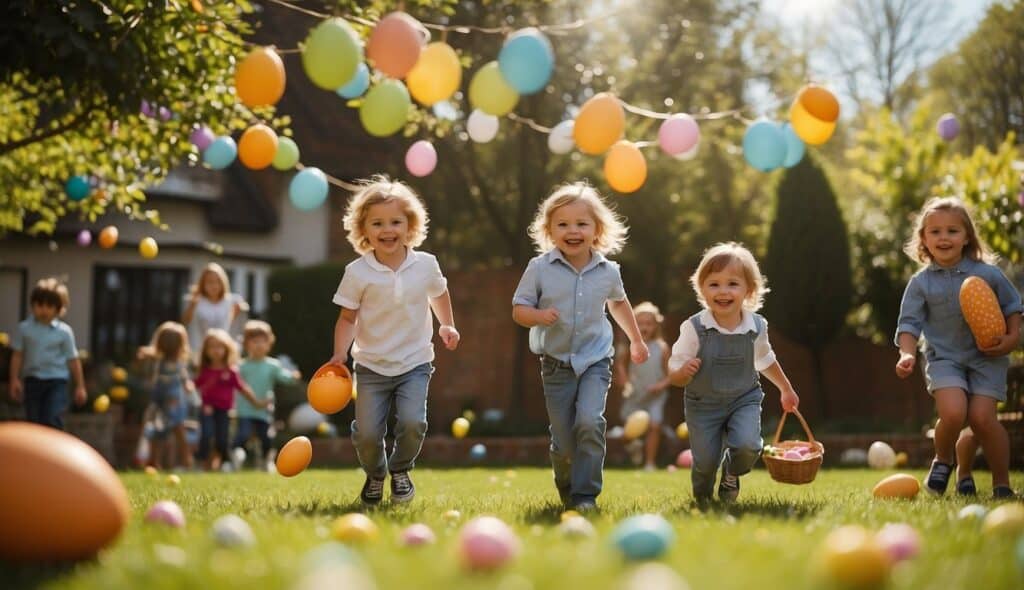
5, 468, 1024, 590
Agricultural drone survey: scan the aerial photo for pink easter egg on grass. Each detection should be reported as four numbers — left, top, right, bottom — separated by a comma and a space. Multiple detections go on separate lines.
458, 516, 521, 571
145, 500, 186, 528
676, 449, 693, 468
400, 523, 437, 547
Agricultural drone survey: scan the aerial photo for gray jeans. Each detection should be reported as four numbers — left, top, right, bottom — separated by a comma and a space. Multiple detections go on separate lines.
541, 356, 612, 504
350, 362, 433, 478
684, 387, 764, 500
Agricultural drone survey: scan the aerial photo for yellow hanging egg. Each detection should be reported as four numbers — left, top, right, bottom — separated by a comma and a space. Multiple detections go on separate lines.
574, 93, 625, 155
92, 394, 110, 414
139, 237, 159, 259
407, 42, 462, 106
603, 140, 647, 193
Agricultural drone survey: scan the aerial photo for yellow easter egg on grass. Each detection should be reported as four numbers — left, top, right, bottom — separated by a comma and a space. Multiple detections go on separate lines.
959, 276, 1006, 349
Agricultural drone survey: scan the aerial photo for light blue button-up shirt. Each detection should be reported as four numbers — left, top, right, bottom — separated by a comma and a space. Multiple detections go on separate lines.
512, 249, 627, 375
11, 317, 78, 380
895, 257, 1023, 363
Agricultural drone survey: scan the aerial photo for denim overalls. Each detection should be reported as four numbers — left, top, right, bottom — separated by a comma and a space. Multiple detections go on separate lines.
684, 314, 766, 500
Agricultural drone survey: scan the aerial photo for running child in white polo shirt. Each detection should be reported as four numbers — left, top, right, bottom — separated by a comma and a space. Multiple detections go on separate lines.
328, 176, 460, 506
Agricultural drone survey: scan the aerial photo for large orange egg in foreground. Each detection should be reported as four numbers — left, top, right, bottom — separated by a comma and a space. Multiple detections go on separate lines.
276, 435, 313, 477
0, 422, 130, 561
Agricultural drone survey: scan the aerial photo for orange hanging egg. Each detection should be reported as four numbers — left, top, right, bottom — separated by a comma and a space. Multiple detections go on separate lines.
366, 12, 425, 79
235, 47, 286, 107
603, 141, 647, 193
307, 363, 353, 414
573, 93, 625, 155
238, 124, 279, 170
98, 226, 118, 249
959, 276, 1006, 348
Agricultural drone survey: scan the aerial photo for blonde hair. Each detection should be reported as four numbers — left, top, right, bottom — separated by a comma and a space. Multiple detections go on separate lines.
528, 181, 627, 255
633, 301, 664, 338
690, 242, 768, 312
904, 196, 992, 265
195, 263, 231, 302
342, 175, 429, 255
199, 328, 239, 369
149, 321, 190, 362
243, 319, 276, 347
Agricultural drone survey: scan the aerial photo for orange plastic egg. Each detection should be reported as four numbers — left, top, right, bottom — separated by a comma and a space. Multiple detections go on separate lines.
307, 363, 353, 414
98, 226, 118, 249
276, 435, 312, 477
872, 473, 920, 499
959, 276, 1006, 348
0, 422, 130, 561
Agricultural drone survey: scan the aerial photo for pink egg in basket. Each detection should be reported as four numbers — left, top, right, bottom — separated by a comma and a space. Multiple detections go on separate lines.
783, 450, 804, 460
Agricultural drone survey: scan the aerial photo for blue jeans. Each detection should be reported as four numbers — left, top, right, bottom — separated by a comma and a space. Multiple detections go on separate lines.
684, 387, 764, 500
350, 363, 433, 479
541, 356, 612, 504
23, 377, 69, 430
198, 408, 229, 461
233, 417, 272, 459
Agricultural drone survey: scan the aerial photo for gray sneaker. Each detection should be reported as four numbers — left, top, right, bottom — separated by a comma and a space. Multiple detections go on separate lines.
718, 472, 740, 502
390, 470, 416, 504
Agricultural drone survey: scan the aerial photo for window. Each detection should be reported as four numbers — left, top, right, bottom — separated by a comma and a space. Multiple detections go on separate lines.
91, 265, 190, 362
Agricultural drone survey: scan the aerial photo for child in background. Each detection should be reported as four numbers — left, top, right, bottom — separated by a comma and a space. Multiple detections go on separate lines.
513, 181, 649, 512
894, 196, 1021, 498
616, 302, 671, 471
138, 322, 194, 470
232, 320, 300, 470
182, 263, 249, 359
328, 176, 459, 506
8, 278, 87, 429
194, 328, 265, 471
668, 243, 799, 504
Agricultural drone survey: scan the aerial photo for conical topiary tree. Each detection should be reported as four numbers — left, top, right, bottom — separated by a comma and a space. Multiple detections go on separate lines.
763, 154, 852, 420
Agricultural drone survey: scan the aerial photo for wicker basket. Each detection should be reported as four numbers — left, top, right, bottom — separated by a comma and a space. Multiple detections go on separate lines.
763, 409, 824, 485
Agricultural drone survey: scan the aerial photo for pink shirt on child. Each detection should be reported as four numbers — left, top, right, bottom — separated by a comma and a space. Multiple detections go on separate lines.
195, 366, 244, 411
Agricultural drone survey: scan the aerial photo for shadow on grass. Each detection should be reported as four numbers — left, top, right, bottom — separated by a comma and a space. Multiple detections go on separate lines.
521, 502, 575, 524
274, 498, 368, 517
1, 560, 81, 590
668, 495, 825, 520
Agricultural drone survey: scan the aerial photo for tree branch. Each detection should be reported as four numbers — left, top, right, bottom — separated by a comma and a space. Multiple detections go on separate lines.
0, 101, 98, 156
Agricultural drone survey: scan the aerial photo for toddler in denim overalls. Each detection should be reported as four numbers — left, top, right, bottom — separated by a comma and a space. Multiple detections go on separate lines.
895, 197, 1021, 499
513, 182, 649, 512
669, 243, 800, 503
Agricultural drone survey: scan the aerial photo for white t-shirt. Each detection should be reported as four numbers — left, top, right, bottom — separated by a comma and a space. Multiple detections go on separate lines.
667, 309, 777, 373
188, 295, 236, 354
333, 249, 448, 376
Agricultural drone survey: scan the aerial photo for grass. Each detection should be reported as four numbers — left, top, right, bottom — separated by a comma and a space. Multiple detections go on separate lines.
4, 468, 1024, 590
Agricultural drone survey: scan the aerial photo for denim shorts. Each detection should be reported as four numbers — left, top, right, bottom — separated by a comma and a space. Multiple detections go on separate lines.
924, 355, 1008, 401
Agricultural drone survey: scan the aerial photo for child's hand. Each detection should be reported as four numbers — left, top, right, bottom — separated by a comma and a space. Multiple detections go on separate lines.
979, 333, 1017, 357
895, 352, 916, 378
202, 404, 213, 416
780, 388, 799, 413
8, 379, 22, 402
679, 358, 702, 379
439, 325, 460, 350
73, 385, 87, 407
630, 340, 649, 364
537, 308, 560, 326
328, 353, 348, 366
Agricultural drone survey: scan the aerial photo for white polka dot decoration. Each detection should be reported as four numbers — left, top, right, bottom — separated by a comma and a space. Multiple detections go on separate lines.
959, 276, 1006, 348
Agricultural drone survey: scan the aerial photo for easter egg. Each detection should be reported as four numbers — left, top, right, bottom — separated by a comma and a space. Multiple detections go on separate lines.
399, 523, 436, 547
783, 450, 804, 460
676, 449, 693, 468
93, 394, 110, 413
332, 513, 379, 543
407, 42, 461, 106
604, 141, 647, 193
871, 473, 920, 499
234, 46, 286, 107
360, 79, 412, 137
462, 410, 477, 423
548, 120, 575, 154
452, 417, 470, 438
467, 109, 500, 143
211, 514, 256, 548
874, 523, 920, 562
458, 516, 521, 571
560, 510, 581, 522
820, 525, 890, 589
789, 84, 839, 145
468, 61, 519, 117
272, 137, 300, 171
743, 120, 786, 172
558, 515, 596, 539
276, 436, 312, 477
959, 276, 1006, 349
238, 124, 279, 170
894, 451, 908, 467
405, 140, 437, 177
0, 422, 130, 561
302, 18, 362, 91
623, 409, 651, 440
111, 366, 127, 383
190, 126, 215, 151
336, 62, 370, 100
98, 225, 119, 249
958, 504, 988, 521
289, 167, 330, 211
65, 175, 91, 201
307, 364, 353, 414
619, 563, 689, 590
982, 503, 1024, 536
611, 514, 675, 560
574, 93, 625, 155
675, 422, 689, 440
498, 28, 554, 95
780, 122, 805, 167
658, 114, 700, 156
145, 500, 185, 528
139, 237, 159, 259
936, 113, 960, 141
366, 12, 424, 79
867, 441, 896, 469
204, 136, 237, 170
443, 509, 462, 523
77, 229, 92, 246
166, 474, 181, 486
470, 443, 487, 461
109, 385, 129, 402
144, 465, 158, 477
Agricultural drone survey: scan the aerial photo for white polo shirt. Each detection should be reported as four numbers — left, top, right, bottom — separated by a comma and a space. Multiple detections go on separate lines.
668, 309, 777, 373
333, 248, 448, 376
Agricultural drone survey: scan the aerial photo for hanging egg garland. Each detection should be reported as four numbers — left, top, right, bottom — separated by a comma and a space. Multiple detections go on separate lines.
467, 110, 500, 144
235, 46, 286, 107
366, 12, 426, 79
272, 137, 301, 171
238, 124, 279, 170
139, 237, 159, 259
468, 61, 519, 117
359, 79, 412, 137
76, 229, 92, 247
407, 42, 462, 106
190, 126, 215, 151
780, 122, 805, 168
574, 93, 625, 155
290, 168, 329, 211
604, 141, 647, 194
405, 141, 438, 177
937, 113, 960, 141
743, 120, 787, 172
302, 18, 362, 91
789, 84, 839, 145
547, 120, 575, 154
336, 63, 370, 100
658, 114, 700, 157
204, 136, 238, 170
65, 176, 91, 201
498, 28, 554, 95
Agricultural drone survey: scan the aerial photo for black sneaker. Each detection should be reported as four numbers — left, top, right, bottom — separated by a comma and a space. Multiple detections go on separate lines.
993, 485, 1016, 500
360, 475, 385, 505
390, 470, 415, 504
956, 476, 977, 497
924, 460, 953, 495
718, 472, 740, 502
556, 482, 572, 506
573, 500, 598, 513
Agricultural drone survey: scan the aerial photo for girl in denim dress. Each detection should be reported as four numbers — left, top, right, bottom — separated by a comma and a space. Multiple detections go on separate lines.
895, 197, 1021, 498
513, 182, 649, 512
668, 243, 800, 504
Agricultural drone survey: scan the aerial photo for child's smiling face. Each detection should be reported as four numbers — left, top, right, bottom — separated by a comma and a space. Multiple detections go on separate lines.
364, 200, 409, 256
922, 209, 968, 267
549, 200, 597, 258
700, 262, 750, 321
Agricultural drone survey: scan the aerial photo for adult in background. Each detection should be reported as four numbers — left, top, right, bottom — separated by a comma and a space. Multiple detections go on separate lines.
182, 263, 249, 360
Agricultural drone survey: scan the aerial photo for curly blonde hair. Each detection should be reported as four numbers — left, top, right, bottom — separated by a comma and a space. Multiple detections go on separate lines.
528, 181, 628, 255
342, 175, 429, 255
690, 242, 769, 312
904, 196, 993, 265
